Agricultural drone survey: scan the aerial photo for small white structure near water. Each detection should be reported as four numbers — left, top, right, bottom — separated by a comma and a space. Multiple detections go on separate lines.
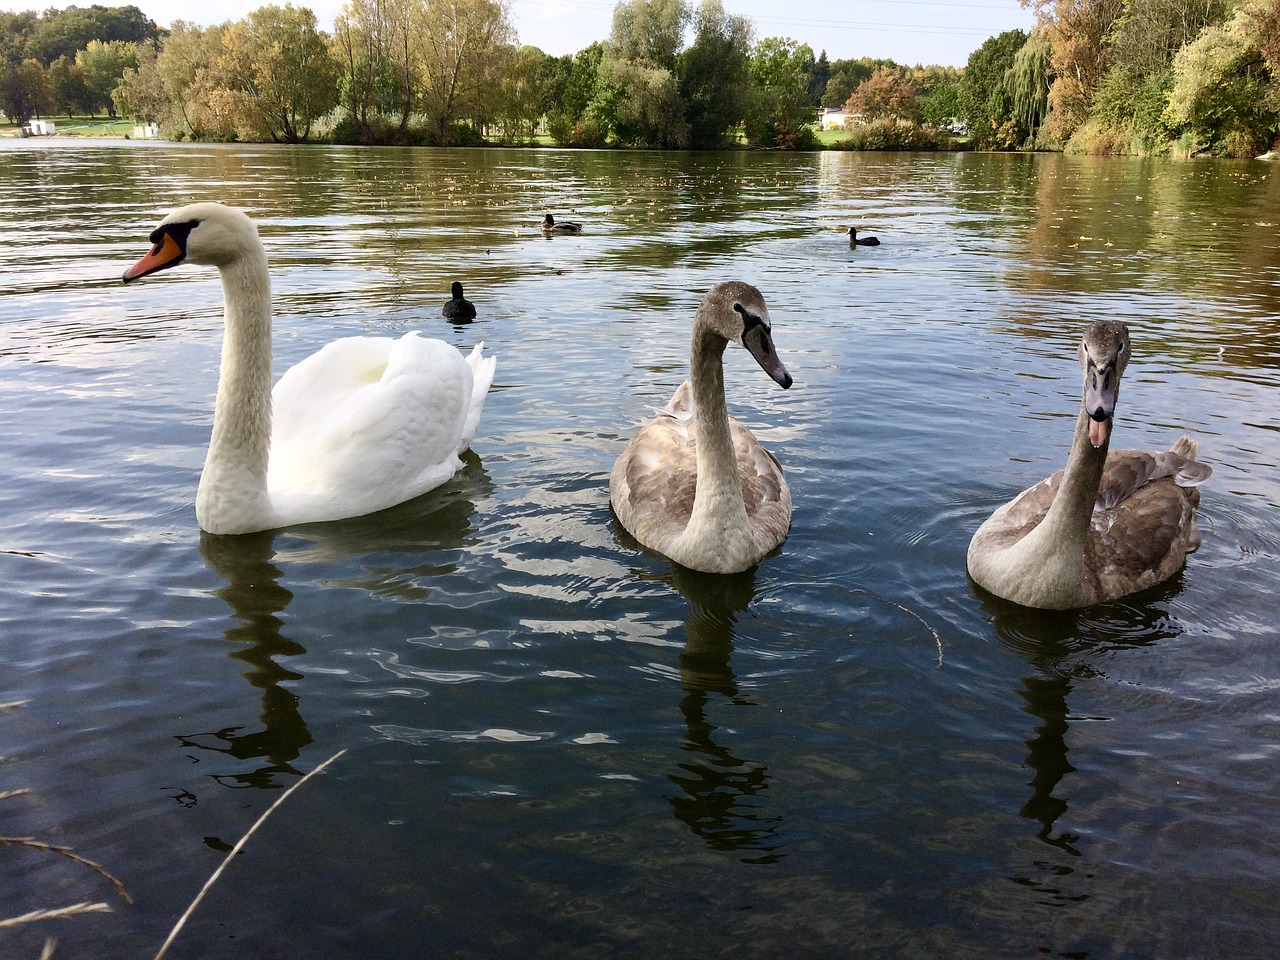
24, 119, 56, 136
132, 124, 160, 139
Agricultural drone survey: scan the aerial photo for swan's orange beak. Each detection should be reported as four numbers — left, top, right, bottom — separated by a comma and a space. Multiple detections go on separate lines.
123, 232, 184, 283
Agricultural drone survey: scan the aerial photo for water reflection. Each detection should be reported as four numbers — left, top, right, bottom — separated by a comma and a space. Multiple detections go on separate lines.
189, 530, 312, 790
664, 565, 783, 864
980, 588, 1185, 881
184, 457, 493, 791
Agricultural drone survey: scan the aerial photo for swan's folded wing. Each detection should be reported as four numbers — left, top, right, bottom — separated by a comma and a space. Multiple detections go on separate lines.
730, 417, 790, 521
459, 341, 496, 454
1092, 478, 1202, 586
1095, 446, 1211, 513
269, 333, 472, 507
609, 413, 697, 538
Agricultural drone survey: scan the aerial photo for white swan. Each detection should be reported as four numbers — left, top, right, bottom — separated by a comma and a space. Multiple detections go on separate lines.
123, 202, 497, 535
967, 319, 1211, 609
609, 281, 792, 574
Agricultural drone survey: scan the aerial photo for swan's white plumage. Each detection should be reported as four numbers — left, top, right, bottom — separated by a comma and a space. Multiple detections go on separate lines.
124, 202, 496, 535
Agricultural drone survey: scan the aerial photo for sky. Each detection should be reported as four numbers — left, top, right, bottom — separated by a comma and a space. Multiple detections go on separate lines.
4, 0, 1039, 68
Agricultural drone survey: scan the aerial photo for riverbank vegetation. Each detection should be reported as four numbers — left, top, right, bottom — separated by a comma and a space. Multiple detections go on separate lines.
1, 0, 1277, 156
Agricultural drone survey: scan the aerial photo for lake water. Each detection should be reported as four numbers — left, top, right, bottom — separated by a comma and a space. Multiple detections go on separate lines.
1, 141, 1278, 959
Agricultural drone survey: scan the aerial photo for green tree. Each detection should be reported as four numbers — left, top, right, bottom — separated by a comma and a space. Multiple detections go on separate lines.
76, 38, 137, 117
546, 42, 605, 145
488, 43, 545, 139
678, 0, 753, 148
744, 36, 818, 148
0, 57, 52, 123
218, 5, 340, 143
594, 54, 689, 146
1006, 30, 1051, 144
1165, 3, 1279, 156
591, 0, 691, 147
957, 28, 1026, 148
607, 0, 689, 68
918, 80, 960, 126
47, 54, 91, 116
111, 41, 166, 125
26, 5, 159, 65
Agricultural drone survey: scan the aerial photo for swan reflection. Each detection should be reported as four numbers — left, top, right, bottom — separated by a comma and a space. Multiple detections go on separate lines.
663, 565, 784, 864
188, 529, 312, 789
982, 585, 1185, 866
185, 456, 492, 790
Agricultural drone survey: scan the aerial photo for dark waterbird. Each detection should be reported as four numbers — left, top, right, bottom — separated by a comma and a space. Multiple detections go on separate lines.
442, 281, 476, 321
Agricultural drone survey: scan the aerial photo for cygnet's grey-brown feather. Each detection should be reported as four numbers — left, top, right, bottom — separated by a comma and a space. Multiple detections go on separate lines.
967, 320, 1210, 609
609, 283, 792, 574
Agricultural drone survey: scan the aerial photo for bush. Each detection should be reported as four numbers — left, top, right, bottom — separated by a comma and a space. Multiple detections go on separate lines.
836, 117, 948, 150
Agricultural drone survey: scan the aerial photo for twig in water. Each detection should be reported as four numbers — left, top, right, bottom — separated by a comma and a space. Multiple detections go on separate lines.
153, 748, 347, 960
852, 587, 947, 666
0, 903, 112, 929
0, 837, 131, 903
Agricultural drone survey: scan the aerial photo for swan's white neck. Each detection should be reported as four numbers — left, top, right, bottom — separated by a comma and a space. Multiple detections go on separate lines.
195, 250, 276, 534
683, 324, 753, 556
1001, 407, 1108, 604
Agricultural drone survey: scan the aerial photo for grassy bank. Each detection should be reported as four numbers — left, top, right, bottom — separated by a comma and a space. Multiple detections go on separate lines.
1, 116, 135, 138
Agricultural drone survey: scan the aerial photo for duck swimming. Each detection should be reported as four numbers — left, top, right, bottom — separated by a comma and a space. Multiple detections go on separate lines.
967, 319, 1211, 609
848, 227, 880, 246
442, 281, 476, 321
541, 213, 582, 234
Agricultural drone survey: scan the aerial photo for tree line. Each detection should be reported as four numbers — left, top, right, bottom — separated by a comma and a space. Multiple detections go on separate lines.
2, 0, 1276, 156
961, 0, 1280, 156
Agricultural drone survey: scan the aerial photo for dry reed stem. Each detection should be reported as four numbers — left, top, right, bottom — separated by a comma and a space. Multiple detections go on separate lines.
0, 903, 112, 929
39, 937, 57, 960
153, 748, 347, 960
0, 837, 131, 903
0, 788, 32, 801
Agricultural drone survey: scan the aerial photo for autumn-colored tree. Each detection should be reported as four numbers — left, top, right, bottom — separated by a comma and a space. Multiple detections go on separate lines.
217, 5, 339, 143
1021, 0, 1122, 144
413, 0, 514, 144
150, 21, 236, 139
843, 66, 919, 124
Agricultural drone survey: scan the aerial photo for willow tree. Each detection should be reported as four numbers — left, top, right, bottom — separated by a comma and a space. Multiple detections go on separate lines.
1006, 31, 1051, 144
1022, 0, 1123, 143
